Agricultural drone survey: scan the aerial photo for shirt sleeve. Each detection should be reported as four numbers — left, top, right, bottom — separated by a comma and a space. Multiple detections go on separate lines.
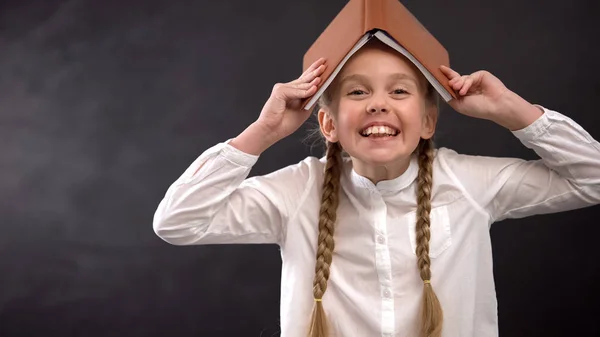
152, 139, 312, 246
439, 106, 600, 223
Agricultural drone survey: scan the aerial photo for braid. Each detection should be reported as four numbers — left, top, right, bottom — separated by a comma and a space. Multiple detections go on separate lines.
415, 138, 443, 337
308, 140, 342, 337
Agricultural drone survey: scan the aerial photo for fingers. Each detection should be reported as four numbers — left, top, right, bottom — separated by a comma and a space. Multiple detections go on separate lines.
448, 75, 475, 96
295, 58, 327, 83
440, 65, 461, 80
304, 57, 326, 76
270, 58, 326, 104
299, 76, 321, 89
459, 76, 473, 95
441, 65, 479, 96
449, 75, 468, 93
273, 76, 321, 101
293, 76, 321, 93
295, 64, 326, 85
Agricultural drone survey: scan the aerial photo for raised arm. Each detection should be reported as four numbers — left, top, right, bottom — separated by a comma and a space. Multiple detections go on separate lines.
153, 138, 316, 245
438, 66, 600, 222
440, 106, 600, 222
153, 58, 328, 246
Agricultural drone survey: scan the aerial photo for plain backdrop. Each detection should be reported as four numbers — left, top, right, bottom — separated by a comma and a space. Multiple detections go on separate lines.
1, 0, 599, 336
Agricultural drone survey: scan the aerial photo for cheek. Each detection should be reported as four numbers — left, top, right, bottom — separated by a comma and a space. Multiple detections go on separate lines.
333, 107, 360, 138
400, 105, 428, 131
334, 120, 353, 143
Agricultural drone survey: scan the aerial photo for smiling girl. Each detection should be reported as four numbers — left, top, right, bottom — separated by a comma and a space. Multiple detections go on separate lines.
153, 39, 600, 337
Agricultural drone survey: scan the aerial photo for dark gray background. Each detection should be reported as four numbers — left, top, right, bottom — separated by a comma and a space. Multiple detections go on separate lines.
1, 0, 599, 336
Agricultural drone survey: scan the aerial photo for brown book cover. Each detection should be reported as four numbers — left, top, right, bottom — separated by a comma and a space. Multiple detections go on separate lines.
302, 0, 456, 110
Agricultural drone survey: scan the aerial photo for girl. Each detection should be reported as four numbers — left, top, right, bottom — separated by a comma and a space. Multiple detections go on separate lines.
152, 40, 600, 337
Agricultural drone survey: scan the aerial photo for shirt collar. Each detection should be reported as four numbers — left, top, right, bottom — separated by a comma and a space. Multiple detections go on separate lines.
348, 155, 419, 194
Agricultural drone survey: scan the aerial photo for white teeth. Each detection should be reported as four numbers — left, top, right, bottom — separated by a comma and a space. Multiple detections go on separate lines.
361, 125, 398, 136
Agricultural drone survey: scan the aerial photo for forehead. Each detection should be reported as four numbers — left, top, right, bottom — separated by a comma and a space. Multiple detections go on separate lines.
337, 45, 421, 84
339, 73, 419, 87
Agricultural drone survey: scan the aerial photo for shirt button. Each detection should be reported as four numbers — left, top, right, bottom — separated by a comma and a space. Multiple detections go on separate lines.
377, 236, 385, 244
383, 289, 391, 298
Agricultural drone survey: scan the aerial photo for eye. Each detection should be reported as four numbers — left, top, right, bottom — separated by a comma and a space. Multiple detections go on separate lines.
392, 88, 408, 94
348, 89, 366, 96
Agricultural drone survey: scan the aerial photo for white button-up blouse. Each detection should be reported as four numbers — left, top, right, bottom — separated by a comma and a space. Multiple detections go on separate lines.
153, 106, 600, 337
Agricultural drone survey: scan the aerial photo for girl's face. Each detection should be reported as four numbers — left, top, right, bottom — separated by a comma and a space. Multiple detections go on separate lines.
319, 43, 437, 180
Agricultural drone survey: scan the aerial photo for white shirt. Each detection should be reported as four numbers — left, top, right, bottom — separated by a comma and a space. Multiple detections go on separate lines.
153, 106, 600, 337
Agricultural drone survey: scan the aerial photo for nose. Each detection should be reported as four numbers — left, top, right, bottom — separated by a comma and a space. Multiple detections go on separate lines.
367, 106, 388, 113
366, 95, 390, 114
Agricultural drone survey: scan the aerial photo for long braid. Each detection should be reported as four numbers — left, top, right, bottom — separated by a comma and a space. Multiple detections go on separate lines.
415, 138, 443, 337
308, 140, 342, 337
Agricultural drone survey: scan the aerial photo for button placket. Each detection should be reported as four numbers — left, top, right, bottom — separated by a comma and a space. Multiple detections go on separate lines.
373, 196, 395, 335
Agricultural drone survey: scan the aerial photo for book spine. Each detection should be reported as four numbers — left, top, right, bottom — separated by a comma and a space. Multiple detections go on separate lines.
363, 0, 383, 33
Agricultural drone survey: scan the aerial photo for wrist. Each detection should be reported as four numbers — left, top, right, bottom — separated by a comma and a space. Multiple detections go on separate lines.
491, 90, 544, 131
230, 122, 280, 156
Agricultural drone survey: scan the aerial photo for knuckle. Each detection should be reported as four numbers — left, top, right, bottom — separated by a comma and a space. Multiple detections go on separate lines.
272, 83, 288, 99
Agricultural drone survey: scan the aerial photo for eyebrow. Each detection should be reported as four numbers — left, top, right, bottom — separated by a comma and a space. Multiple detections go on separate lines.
339, 73, 419, 86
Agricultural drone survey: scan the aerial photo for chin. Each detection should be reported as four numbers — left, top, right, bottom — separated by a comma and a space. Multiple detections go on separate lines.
341, 136, 418, 166
353, 149, 411, 167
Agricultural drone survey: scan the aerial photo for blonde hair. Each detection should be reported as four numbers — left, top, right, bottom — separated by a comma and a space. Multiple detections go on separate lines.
308, 43, 443, 337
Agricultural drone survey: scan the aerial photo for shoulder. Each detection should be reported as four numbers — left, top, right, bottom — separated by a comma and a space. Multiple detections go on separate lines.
431, 146, 495, 189
431, 146, 530, 201
266, 155, 325, 179
434, 146, 473, 162
244, 155, 326, 194
429, 147, 505, 208
433, 146, 526, 172
432, 147, 471, 173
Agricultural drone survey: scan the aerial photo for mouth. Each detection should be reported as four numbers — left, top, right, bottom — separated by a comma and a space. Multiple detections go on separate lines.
359, 124, 400, 138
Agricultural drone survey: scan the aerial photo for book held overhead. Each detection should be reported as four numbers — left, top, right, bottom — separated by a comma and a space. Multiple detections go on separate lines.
302, 0, 456, 110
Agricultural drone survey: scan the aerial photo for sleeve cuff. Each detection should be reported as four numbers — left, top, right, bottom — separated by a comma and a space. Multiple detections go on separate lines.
178, 139, 259, 185
221, 138, 260, 168
511, 104, 553, 140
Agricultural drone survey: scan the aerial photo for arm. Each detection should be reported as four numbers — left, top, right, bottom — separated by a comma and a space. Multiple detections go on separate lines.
438, 67, 600, 222
442, 105, 600, 223
152, 135, 310, 246
153, 58, 328, 246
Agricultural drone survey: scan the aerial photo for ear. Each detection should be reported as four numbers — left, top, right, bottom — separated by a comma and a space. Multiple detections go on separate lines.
318, 108, 339, 142
420, 104, 438, 140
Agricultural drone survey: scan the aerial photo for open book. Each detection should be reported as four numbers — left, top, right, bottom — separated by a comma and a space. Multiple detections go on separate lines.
302, 0, 455, 110
303, 29, 453, 110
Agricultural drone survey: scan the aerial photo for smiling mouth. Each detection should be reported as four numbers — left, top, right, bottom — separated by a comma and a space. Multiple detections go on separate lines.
360, 125, 399, 137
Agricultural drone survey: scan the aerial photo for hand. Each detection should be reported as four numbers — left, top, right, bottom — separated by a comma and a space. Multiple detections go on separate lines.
440, 65, 544, 130
255, 58, 327, 143
440, 65, 510, 121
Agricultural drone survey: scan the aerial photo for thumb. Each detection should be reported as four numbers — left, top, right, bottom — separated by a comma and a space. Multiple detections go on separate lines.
447, 97, 461, 111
